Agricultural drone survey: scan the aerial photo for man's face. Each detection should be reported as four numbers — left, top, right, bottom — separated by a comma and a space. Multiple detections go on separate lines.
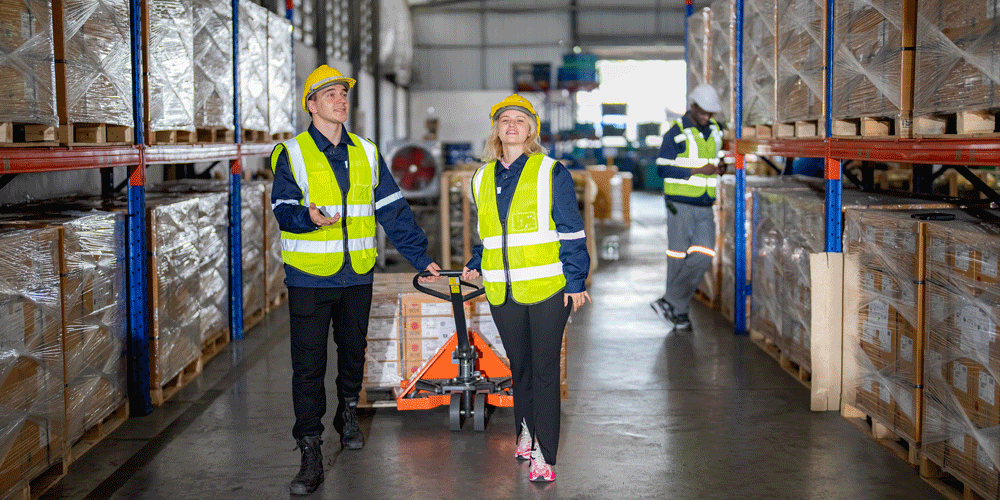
690, 103, 713, 127
308, 84, 350, 125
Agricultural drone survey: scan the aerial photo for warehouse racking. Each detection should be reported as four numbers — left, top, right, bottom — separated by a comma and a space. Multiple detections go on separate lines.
0, 0, 294, 418
691, 0, 1000, 334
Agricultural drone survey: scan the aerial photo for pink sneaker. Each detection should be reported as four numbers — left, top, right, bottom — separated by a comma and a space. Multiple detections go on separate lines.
529, 449, 555, 482
514, 423, 531, 460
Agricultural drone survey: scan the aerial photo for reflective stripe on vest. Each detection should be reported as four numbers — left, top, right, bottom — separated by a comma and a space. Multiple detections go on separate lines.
473, 154, 566, 306
663, 118, 722, 199
273, 131, 379, 276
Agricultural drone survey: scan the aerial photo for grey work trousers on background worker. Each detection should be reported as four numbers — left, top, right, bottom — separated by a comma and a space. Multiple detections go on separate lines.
664, 201, 716, 316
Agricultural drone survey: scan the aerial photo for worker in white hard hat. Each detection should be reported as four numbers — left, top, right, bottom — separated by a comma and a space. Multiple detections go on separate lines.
270, 64, 441, 496
460, 94, 591, 483
649, 83, 726, 332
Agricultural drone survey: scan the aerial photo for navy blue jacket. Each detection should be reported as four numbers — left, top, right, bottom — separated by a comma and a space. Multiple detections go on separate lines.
657, 112, 718, 207
464, 154, 590, 294
270, 124, 433, 287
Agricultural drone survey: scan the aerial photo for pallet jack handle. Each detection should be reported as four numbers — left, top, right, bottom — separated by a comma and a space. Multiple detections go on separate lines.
412, 270, 486, 356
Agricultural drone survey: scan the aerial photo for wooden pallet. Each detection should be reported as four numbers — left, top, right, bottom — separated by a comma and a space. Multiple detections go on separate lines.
196, 127, 235, 144
0, 122, 59, 146
920, 454, 993, 500
151, 329, 229, 406
265, 289, 288, 314
271, 131, 294, 141
244, 307, 265, 332
740, 124, 773, 138
9, 457, 69, 500
149, 129, 195, 145
693, 287, 717, 309
243, 129, 269, 143
69, 402, 129, 463
842, 403, 921, 467
913, 110, 999, 138
831, 116, 901, 138
750, 330, 811, 389
775, 120, 821, 138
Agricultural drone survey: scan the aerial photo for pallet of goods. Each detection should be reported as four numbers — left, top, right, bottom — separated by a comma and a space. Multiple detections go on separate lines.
239, 0, 269, 143
193, 0, 234, 144
741, 0, 777, 135
775, 0, 825, 137
0, 0, 58, 146
687, 7, 711, 100
267, 11, 294, 141
710, 0, 736, 128
143, 0, 196, 145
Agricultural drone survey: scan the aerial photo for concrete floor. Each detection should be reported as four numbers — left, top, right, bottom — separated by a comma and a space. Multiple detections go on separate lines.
40, 191, 945, 500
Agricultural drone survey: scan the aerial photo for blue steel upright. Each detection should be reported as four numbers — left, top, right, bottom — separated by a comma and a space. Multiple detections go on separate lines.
230, 0, 244, 340
684, 0, 694, 71
824, 0, 842, 252
127, 0, 152, 415
733, 0, 748, 334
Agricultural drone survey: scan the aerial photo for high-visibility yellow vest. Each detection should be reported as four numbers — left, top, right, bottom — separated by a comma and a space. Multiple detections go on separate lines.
472, 154, 566, 305
270, 131, 379, 276
660, 118, 723, 199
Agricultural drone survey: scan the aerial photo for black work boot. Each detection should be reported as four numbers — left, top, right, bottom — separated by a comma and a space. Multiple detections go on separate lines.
289, 435, 323, 495
333, 396, 365, 450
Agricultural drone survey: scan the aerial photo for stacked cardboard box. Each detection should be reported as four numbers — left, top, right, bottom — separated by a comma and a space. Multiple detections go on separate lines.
687, 7, 711, 101
831, 0, 913, 135
751, 189, 951, 372
914, 0, 1000, 131
0, 228, 65, 499
260, 182, 286, 308
145, 0, 195, 137
843, 209, 928, 444
400, 292, 473, 381
776, 0, 825, 132
193, 0, 234, 134
239, 0, 269, 137
0, 0, 58, 129
742, 0, 776, 127
709, 0, 735, 126
240, 183, 266, 324
922, 210, 1000, 500
362, 274, 410, 389
267, 11, 294, 138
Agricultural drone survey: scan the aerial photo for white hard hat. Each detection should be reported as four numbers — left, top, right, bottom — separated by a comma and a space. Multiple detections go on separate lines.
689, 84, 722, 114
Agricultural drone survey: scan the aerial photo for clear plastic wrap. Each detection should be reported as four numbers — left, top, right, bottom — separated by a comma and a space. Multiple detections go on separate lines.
267, 12, 294, 136
752, 188, 951, 371
0, 227, 65, 498
196, 192, 228, 342
146, 0, 194, 133
921, 211, 1000, 499
240, 182, 266, 321
61, 0, 133, 125
239, 0, 269, 134
914, 0, 1000, 117
742, 0, 776, 126
776, 0, 825, 124
262, 182, 286, 308
193, 0, 233, 130
146, 195, 202, 391
843, 209, 927, 444
686, 7, 710, 99
710, 0, 735, 126
831, 0, 904, 120
0, 0, 57, 126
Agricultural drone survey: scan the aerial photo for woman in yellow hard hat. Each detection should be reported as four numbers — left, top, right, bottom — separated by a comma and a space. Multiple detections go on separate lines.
461, 94, 591, 482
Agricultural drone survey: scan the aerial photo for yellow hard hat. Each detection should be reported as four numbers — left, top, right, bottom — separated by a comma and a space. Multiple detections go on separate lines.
490, 94, 541, 134
302, 65, 356, 112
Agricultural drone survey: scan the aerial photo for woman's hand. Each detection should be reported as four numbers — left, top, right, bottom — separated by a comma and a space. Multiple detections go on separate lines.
564, 291, 591, 312
418, 262, 442, 282
461, 266, 480, 281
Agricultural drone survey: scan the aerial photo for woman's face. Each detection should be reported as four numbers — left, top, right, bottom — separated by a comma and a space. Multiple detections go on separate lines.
496, 109, 533, 147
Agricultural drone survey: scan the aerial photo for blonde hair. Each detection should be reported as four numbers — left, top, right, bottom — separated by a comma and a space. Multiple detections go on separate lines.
480, 115, 547, 163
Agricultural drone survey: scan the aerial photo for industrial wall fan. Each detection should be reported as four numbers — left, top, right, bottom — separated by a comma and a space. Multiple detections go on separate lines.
386, 141, 441, 199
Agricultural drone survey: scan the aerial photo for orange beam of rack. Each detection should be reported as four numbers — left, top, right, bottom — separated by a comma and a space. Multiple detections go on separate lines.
1, 147, 141, 173
737, 137, 1000, 167
736, 138, 828, 158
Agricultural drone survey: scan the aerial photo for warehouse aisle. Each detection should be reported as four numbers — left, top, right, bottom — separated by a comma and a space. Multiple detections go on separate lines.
40, 191, 944, 500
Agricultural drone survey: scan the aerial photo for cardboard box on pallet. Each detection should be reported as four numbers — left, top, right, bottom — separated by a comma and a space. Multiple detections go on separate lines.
742, 0, 777, 127
0, 228, 65, 499
0, 0, 58, 131
144, 0, 195, 140
775, 0, 825, 130
193, 0, 234, 133
239, 1, 269, 138
261, 182, 286, 309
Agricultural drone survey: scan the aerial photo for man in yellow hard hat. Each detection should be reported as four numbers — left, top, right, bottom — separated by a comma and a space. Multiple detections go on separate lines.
270, 64, 441, 496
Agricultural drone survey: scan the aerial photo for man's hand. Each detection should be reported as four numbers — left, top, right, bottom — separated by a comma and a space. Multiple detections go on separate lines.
461, 266, 480, 281
717, 160, 728, 176
309, 203, 340, 226
692, 163, 721, 176
418, 262, 442, 282
564, 291, 591, 313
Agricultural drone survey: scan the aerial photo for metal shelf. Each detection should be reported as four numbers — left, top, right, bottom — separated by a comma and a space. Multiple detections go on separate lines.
1, 147, 141, 173
737, 137, 1000, 167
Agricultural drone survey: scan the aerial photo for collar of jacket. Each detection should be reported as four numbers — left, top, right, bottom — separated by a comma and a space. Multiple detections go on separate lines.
307, 123, 356, 153
680, 112, 714, 138
495, 153, 528, 178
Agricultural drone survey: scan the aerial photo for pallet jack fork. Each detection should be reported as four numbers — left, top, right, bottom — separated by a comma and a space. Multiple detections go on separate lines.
396, 271, 513, 431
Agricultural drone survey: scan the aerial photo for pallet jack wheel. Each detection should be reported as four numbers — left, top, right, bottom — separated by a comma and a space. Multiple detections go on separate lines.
473, 392, 487, 432
449, 393, 464, 432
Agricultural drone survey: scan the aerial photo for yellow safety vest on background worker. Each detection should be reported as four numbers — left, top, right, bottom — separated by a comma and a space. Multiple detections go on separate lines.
473, 154, 566, 305
662, 118, 723, 200
272, 131, 380, 276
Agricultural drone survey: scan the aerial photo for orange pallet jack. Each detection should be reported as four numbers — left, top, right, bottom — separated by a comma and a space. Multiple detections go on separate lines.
396, 271, 513, 431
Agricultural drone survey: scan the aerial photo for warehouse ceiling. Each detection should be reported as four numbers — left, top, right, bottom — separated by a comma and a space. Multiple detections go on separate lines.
406, 0, 686, 61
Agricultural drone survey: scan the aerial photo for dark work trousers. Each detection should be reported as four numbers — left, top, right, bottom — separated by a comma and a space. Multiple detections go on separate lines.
664, 201, 715, 316
289, 284, 372, 440
490, 291, 571, 465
